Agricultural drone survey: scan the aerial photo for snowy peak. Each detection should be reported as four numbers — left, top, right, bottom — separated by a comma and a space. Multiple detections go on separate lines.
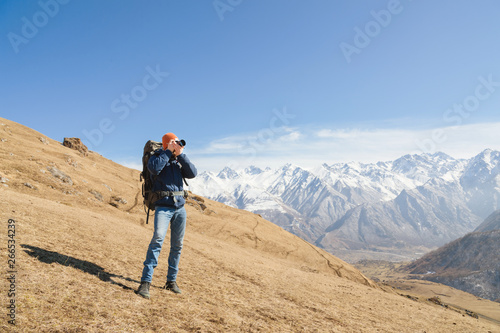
244, 165, 263, 175
458, 149, 500, 217
461, 149, 500, 184
315, 155, 458, 202
391, 152, 461, 182
217, 166, 239, 180
277, 163, 301, 175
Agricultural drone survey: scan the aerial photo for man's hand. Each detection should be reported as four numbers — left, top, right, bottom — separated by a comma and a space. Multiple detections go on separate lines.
167, 140, 184, 156
174, 141, 184, 156
167, 140, 176, 153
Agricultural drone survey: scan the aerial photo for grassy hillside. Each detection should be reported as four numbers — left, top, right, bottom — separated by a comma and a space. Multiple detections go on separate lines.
1, 117, 498, 332
402, 229, 500, 302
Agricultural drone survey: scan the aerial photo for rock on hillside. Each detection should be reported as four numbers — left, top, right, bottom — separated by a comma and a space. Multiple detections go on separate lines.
62, 137, 89, 156
1, 116, 498, 332
474, 209, 500, 232
403, 229, 500, 302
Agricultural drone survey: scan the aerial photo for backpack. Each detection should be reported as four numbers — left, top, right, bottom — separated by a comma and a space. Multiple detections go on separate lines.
140, 140, 163, 223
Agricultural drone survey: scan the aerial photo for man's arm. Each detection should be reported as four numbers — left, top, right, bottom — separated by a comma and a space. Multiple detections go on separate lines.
147, 149, 173, 176
176, 154, 197, 179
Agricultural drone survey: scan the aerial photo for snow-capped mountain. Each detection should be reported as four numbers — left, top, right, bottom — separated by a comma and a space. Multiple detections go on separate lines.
189, 149, 500, 261
460, 149, 500, 216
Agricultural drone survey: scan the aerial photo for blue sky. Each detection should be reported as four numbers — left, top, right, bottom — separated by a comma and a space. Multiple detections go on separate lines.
2, 0, 500, 171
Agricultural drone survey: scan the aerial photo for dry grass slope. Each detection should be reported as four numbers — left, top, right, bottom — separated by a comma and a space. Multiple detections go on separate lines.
355, 260, 500, 325
1, 117, 499, 332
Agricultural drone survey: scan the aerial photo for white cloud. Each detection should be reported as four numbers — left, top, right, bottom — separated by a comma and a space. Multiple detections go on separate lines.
412, 122, 500, 158
316, 128, 365, 139
205, 138, 244, 152
179, 122, 500, 172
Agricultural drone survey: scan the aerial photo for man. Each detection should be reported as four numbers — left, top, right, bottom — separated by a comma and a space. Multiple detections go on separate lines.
136, 132, 197, 299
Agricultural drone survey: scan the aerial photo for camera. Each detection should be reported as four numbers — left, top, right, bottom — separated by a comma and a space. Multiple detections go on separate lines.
176, 139, 186, 147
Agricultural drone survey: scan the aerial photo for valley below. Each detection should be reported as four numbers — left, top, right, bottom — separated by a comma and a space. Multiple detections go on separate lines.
354, 260, 500, 326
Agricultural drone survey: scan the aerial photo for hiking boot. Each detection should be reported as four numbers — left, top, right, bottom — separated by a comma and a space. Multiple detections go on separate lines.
135, 281, 151, 299
164, 281, 182, 294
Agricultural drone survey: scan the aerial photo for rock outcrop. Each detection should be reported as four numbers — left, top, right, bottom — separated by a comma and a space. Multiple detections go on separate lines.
63, 137, 88, 156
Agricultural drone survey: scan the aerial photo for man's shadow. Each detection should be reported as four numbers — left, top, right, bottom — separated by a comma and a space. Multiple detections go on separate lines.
22, 244, 138, 290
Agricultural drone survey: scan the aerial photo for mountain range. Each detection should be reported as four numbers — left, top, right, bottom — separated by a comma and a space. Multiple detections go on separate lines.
190, 150, 500, 261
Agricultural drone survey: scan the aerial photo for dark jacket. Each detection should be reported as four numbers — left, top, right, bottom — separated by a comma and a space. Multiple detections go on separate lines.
147, 149, 197, 208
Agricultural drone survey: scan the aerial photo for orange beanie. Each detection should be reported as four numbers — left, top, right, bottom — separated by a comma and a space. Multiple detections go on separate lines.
162, 132, 178, 150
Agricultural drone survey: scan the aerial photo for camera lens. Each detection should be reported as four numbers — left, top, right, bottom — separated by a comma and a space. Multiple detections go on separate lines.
177, 139, 186, 147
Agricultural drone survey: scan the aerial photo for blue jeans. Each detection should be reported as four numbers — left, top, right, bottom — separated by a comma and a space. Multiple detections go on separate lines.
141, 206, 186, 283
